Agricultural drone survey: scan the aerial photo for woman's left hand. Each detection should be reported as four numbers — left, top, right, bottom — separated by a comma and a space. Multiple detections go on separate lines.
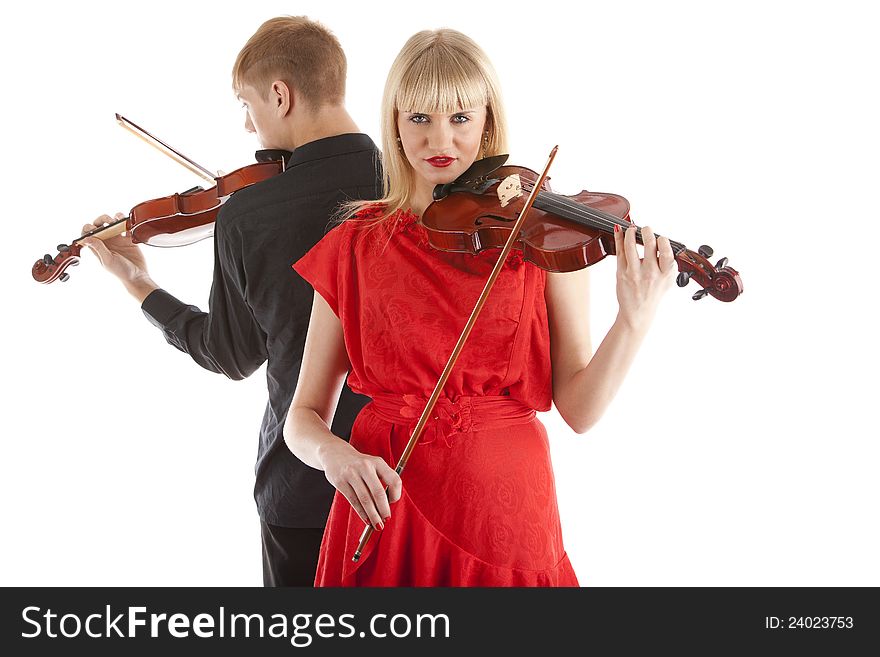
613, 224, 676, 333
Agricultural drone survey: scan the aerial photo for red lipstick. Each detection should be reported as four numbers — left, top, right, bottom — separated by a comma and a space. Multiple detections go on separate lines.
426, 157, 455, 168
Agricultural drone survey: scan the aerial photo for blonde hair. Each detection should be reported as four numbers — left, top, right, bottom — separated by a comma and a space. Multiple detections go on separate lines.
343, 28, 509, 226
232, 16, 346, 109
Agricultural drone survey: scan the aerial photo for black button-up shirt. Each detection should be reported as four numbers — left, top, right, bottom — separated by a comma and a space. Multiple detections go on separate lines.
142, 133, 382, 527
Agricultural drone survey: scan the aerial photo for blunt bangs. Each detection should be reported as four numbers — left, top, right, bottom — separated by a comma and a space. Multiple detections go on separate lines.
394, 46, 489, 114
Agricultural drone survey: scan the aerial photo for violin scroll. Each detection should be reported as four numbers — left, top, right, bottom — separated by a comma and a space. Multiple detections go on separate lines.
32, 244, 83, 284
674, 246, 743, 302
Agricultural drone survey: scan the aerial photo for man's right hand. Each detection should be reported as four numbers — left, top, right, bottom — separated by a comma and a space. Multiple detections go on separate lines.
80, 213, 159, 303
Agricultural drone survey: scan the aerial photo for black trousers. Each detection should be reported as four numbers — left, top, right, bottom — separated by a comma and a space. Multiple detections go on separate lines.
260, 521, 325, 587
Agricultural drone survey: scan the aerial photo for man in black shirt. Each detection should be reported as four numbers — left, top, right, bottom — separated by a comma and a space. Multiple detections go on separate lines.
80, 17, 381, 586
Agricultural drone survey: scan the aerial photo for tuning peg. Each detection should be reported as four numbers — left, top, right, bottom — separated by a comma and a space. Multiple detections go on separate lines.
57, 244, 70, 252
43, 254, 54, 265
698, 245, 714, 258
59, 273, 70, 282
692, 288, 710, 301
676, 271, 691, 287
715, 257, 728, 269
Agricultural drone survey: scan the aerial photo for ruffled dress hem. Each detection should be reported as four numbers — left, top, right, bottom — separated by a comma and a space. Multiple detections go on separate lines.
316, 488, 580, 588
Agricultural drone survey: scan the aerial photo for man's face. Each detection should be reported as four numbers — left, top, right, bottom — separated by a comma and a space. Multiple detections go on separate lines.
237, 83, 284, 150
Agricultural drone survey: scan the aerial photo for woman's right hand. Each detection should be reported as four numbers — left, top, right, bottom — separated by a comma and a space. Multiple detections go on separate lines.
320, 440, 403, 530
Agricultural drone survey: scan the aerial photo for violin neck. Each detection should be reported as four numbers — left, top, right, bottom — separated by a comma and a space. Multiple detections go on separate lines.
73, 216, 128, 244
534, 191, 687, 255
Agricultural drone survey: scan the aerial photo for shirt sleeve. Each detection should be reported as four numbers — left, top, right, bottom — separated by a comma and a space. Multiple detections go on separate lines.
141, 218, 268, 380
291, 220, 353, 318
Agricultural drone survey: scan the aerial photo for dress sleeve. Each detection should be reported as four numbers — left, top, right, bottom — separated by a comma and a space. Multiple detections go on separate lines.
292, 221, 352, 318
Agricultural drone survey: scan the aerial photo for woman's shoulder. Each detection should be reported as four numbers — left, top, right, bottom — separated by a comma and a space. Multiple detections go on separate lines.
321, 204, 387, 242
339, 204, 422, 243
347, 203, 418, 226
349, 203, 389, 222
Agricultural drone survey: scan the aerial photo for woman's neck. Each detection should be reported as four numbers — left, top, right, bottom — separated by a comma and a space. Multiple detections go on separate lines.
409, 181, 435, 216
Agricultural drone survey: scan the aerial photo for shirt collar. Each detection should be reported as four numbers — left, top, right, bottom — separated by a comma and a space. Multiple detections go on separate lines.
287, 133, 377, 168
254, 148, 294, 166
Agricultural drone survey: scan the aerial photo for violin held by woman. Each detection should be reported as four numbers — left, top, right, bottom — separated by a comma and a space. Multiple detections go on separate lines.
423, 153, 743, 303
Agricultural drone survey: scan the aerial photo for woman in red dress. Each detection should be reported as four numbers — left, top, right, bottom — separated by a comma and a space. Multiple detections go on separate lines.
284, 29, 676, 586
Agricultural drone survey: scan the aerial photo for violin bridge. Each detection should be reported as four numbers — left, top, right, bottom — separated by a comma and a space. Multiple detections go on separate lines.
497, 174, 522, 208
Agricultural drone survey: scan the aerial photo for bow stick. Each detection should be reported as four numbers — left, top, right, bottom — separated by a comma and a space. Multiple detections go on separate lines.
352, 145, 559, 562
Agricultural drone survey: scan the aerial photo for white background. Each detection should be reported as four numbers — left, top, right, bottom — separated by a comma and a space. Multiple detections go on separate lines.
1, 0, 877, 586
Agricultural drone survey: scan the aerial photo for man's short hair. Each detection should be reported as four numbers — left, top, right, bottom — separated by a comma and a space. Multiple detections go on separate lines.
233, 16, 346, 109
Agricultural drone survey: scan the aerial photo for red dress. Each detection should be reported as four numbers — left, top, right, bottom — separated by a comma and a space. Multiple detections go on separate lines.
292, 207, 579, 586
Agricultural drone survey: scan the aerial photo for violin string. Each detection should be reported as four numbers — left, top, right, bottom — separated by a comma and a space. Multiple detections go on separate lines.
519, 182, 631, 230
518, 181, 634, 229
516, 181, 687, 253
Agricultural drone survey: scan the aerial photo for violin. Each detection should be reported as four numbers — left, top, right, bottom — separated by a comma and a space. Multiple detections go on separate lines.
31, 115, 285, 285
352, 148, 742, 562
423, 154, 743, 302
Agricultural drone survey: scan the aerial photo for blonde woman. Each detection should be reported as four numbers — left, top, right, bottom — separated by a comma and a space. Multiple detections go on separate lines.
284, 29, 676, 586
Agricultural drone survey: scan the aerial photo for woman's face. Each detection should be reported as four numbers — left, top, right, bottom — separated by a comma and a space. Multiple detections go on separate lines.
397, 106, 488, 192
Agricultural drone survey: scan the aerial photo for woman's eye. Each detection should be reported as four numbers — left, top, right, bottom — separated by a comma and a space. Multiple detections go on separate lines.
409, 114, 428, 124
452, 114, 470, 124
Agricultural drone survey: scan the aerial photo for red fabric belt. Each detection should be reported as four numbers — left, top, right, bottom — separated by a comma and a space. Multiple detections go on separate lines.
368, 393, 536, 447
